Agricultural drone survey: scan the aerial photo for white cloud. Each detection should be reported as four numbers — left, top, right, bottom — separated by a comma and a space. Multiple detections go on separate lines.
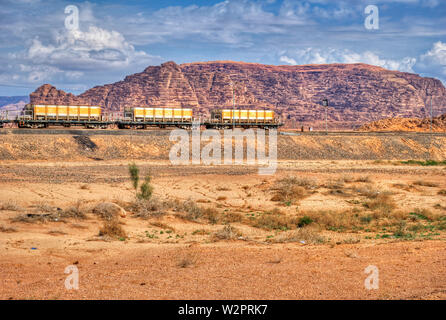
281, 47, 417, 72
24, 26, 155, 71
279, 56, 297, 65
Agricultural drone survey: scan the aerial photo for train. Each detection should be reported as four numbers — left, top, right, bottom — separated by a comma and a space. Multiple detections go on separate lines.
0, 104, 282, 130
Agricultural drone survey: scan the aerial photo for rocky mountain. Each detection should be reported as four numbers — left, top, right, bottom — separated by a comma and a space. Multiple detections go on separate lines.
359, 113, 446, 132
30, 61, 446, 129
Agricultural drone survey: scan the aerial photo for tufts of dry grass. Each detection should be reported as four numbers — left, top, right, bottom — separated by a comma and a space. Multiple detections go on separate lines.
252, 210, 300, 231
355, 176, 372, 183
212, 225, 242, 241
0, 200, 23, 212
0, 225, 17, 233
11, 213, 60, 224
364, 194, 396, 216
272, 228, 325, 244
413, 180, 439, 188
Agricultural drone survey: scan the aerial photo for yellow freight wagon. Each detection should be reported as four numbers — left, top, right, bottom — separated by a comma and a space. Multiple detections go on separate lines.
30, 104, 101, 120
130, 107, 193, 121
219, 109, 275, 122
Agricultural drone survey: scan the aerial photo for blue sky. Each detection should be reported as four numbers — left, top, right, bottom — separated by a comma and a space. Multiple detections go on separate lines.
0, 0, 445, 95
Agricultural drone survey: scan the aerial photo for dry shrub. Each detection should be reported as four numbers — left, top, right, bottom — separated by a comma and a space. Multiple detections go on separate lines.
93, 202, 126, 220
364, 194, 396, 216
0, 225, 17, 233
180, 200, 203, 221
324, 179, 345, 190
438, 189, 446, 196
413, 180, 439, 188
272, 228, 325, 244
354, 185, 381, 199
0, 200, 23, 211
176, 248, 199, 268
355, 176, 371, 183
212, 225, 242, 241
216, 196, 227, 201
270, 177, 316, 204
79, 184, 89, 190
62, 201, 87, 219
131, 198, 166, 218
98, 219, 126, 239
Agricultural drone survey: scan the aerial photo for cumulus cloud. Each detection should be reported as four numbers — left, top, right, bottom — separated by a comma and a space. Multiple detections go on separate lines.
23, 26, 155, 71
279, 47, 417, 72
420, 41, 446, 74
279, 56, 297, 65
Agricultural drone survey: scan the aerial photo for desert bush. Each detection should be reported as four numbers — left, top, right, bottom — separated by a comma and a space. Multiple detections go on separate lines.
93, 202, 126, 220
270, 177, 316, 204
180, 200, 203, 221
98, 219, 126, 239
61, 201, 87, 219
212, 225, 242, 241
128, 163, 153, 200
438, 189, 446, 196
131, 197, 166, 218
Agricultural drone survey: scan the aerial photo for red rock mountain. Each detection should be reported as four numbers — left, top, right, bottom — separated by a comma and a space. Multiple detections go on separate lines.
30, 61, 446, 129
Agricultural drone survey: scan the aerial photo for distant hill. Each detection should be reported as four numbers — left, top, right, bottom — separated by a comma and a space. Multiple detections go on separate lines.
359, 113, 446, 132
0, 96, 29, 108
29, 61, 446, 129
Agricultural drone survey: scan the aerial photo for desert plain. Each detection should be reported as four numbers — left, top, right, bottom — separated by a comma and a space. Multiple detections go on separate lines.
0, 131, 445, 300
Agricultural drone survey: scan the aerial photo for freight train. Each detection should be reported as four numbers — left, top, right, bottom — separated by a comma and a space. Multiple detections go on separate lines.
0, 104, 282, 129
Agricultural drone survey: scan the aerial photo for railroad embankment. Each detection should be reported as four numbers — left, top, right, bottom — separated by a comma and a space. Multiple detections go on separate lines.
0, 130, 445, 161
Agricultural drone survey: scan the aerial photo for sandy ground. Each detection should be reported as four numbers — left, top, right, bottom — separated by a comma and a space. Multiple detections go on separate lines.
0, 159, 445, 300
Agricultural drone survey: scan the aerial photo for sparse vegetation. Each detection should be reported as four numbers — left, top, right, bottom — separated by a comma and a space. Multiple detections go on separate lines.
0, 200, 23, 211
98, 219, 127, 239
128, 162, 153, 200
272, 228, 325, 244
212, 225, 242, 241
413, 180, 439, 188
270, 177, 313, 204
0, 225, 17, 233
401, 160, 446, 166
